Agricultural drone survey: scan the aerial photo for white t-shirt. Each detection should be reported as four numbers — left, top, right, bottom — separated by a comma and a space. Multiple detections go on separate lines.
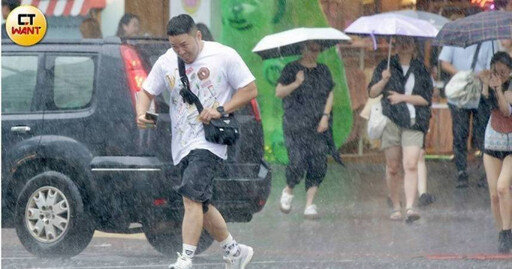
402, 65, 416, 119
142, 41, 255, 165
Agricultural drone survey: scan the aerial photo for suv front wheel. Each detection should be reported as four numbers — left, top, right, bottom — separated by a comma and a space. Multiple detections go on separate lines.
14, 171, 95, 258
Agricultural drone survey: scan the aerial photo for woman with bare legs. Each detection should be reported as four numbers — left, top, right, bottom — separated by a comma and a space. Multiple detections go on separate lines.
481, 52, 512, 253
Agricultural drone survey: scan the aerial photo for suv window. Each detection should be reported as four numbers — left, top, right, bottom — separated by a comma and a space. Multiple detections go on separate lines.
50, 56, 95, 110
1, 55, 38, 113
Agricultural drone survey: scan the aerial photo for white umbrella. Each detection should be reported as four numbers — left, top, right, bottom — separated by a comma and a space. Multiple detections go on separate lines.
388, 10, 450, 31
344, 13, 439, 68
252, 27, 351, 60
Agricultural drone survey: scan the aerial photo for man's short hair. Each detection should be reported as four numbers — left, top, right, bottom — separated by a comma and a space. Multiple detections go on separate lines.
2, 0, 20, 11
167, 14, 197, 36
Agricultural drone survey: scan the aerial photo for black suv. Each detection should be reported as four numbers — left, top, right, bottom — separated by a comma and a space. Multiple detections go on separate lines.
1, 37, 271, 257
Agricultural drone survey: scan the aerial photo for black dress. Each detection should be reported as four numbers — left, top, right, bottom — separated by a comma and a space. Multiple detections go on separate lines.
277, 61, 335, 189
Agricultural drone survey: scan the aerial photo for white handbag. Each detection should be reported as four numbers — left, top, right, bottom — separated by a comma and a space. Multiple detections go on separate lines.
445, 70, 481, 108
367, 101, 388, 140
444, 43, 482, 108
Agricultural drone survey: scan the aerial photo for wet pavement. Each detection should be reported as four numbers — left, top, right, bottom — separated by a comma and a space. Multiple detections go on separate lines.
2, 161, 512, 268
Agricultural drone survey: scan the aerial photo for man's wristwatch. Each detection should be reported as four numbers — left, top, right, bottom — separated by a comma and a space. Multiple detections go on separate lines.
217, 106, 229, 117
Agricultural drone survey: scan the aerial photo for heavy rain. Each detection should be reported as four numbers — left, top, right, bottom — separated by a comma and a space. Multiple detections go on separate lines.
2, 0, 512, 269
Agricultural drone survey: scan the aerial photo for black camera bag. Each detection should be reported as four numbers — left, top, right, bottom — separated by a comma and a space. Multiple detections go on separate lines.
178, 57, 240, 145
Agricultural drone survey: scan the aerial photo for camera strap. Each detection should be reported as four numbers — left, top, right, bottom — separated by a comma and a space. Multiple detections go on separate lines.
178, 57, 204, 112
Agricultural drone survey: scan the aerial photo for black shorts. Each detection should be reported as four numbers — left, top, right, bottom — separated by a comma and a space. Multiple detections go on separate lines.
484, 150, 512, 160
284, 130, 328, 190
175, 149, 222, 205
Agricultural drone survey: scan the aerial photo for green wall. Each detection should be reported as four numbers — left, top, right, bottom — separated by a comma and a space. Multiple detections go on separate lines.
220, 0, 352, 163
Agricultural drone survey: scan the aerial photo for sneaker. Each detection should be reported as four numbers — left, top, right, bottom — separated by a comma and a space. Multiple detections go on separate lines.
456, 171, 469, 188
498, 230, 511, 253
168, 253, 192, 269
223, 244, 254, 269
279, 188, 293, 213
418, 193, 435, 207
304, 204, 320, 219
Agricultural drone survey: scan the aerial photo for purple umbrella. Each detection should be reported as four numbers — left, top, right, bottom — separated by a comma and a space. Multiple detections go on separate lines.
345, 13, 438, 68
434, 11, 512, 47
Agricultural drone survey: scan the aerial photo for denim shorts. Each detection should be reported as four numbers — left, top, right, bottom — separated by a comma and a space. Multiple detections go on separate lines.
175, 149, 222, 205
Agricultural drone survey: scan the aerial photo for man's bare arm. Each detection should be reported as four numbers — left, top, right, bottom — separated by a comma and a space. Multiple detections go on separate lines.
198, 81, 258, 123
223, 81, 258, 114
135, 90, 156, 128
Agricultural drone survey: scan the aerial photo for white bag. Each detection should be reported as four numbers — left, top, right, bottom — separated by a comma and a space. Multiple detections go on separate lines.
367, 101, 388, 140
444, 43, 482, 108
444, 70, 481, 108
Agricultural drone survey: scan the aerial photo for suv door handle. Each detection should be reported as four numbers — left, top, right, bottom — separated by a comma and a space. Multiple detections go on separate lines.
11, 126, 31, 134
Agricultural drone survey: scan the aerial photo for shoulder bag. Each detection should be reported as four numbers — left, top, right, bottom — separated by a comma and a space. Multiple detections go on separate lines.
178, 57, 240, 145
444, 43, 482, 108
367, 64, 414, 139
367, 100, 388, 140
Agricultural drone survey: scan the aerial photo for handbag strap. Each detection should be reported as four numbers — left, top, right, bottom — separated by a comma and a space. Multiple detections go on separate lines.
178, 57, 204, 112
470, 43, 482, 72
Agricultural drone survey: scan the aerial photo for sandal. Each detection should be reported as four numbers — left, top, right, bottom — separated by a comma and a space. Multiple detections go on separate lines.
405, 208, 420, 223
389, 209, 402, 221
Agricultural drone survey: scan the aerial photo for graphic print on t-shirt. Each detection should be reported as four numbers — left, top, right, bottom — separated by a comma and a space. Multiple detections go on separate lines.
172, 65, 221, 147
142, 41, 255, 164
165, 74, 176, 90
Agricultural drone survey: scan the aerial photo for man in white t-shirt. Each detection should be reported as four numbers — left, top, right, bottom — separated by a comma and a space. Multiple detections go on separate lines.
136, 14, 257, 269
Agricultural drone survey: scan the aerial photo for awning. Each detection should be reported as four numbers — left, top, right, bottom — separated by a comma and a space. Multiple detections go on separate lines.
21, 0, 106, 17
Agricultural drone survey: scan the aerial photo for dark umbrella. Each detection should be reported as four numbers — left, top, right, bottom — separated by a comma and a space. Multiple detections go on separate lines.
434, 11, 512, 48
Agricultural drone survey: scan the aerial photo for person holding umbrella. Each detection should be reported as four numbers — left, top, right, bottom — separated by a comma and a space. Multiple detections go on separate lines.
480, 52, 512, 253
368, 36, 433, 222
345, 13, 439, 210
277, 41, 335, 219
435, 10, 512, 189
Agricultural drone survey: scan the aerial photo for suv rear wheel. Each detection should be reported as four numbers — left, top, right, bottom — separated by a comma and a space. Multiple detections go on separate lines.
144, 221, 213, 256
15, 171, 95, 258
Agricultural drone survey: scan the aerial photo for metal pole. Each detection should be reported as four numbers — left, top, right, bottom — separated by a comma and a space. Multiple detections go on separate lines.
358, 47, 365, 156
387, 36, 392, 69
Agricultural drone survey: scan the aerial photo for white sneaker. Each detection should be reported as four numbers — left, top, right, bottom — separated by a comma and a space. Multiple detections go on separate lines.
223, 244, 254, 269
279, 188, 293, 213
168, 253, 192, 269
304, 204, 319, 219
